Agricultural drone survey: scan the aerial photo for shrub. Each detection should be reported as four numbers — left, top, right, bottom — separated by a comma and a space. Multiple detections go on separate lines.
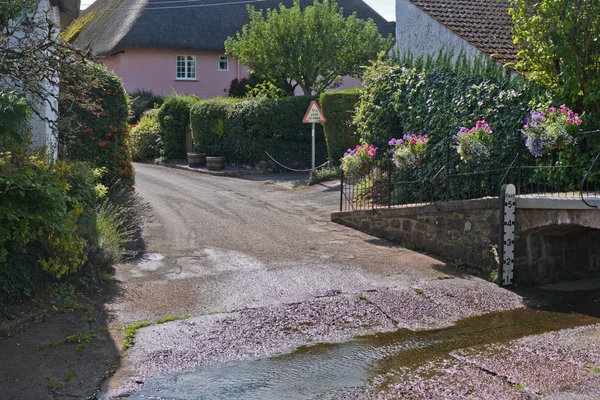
355, 55, 545, 178
157, 93, 199, 160
0, 152, 88, 305
60, 62, 134, 188
128, 89, 164, 124
320, 90, 362, 165
229, 73, 265, 98
130, 113, 162, 161
191, 96, 327, 167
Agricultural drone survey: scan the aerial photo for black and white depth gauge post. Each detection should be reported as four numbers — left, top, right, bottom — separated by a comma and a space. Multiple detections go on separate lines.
499, 183, 516, 286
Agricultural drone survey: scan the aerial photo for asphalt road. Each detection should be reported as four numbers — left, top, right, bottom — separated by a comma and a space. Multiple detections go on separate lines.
102, 163, 600, 399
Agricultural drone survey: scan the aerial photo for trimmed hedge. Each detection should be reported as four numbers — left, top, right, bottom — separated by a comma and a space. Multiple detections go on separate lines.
320, 89, 362, 165
191, 96, 327, 167
130, 112, 162, 161
157, 94, 199, 160
61, 62, 134, 188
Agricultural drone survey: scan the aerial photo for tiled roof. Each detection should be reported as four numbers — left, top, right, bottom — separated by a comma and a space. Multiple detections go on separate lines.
410, 0, 517, 64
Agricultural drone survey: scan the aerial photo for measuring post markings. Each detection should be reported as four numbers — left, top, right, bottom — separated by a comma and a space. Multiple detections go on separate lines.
499, 184, 516, 286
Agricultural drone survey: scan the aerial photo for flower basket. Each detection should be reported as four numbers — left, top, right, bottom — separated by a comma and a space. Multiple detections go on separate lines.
341, 144, 376, 178
523, 105, 581, 157
389, 134, 428, 170
453, 121, 493, 162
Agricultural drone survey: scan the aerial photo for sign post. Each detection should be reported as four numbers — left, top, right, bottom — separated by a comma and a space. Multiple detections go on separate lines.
302, 100, 326, 170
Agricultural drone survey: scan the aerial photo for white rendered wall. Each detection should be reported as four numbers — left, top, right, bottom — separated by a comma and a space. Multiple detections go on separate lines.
395, 0, 484, 62
28, 0, 60, 160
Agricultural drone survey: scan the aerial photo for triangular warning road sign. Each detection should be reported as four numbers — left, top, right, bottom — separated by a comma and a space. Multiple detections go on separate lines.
303, 100, 326, 123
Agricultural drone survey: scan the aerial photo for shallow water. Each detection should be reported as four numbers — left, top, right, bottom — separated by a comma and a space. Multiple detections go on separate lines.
129, 296, 600, 400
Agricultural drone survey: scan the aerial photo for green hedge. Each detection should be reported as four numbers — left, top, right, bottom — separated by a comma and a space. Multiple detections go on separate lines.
320, 89, 362, 165
354, 57, 546, 175
61, 63, 134, 188
190, 96, 327, 167
130, 112, 162, 161
157, 93, 199, 160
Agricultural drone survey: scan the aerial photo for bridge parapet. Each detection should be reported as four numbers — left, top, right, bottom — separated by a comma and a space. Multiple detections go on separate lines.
332, 197, 600, 285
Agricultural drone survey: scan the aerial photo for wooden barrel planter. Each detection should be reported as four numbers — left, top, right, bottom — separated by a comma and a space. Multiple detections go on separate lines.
187, 152, 206, 167
206, 156, 226, 171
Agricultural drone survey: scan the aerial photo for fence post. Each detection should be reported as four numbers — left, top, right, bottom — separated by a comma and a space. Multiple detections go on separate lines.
388, 160, 392, 208
517, 129, 522, 194
340, 170, 344, 212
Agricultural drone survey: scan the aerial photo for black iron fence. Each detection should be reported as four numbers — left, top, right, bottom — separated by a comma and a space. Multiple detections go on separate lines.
340, 151, 600, 212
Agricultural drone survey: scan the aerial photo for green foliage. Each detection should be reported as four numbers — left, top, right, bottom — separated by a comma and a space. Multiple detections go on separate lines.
128, 89, 164, 124
509, 0, 600, 118
45, 377, 63, 391
225, 0, 392, 95
157, 93, 199, 160
156, 314, 190, 324
355, 56, 544, 180
120, 321, 152, 350
308, 165, 340, 185
0, 91, 29, 145
319, 90, 361, 165
61, 63, 134, 188
64, 369, 78, 382
190, 96, 327, 167
0, 154, 87, 283
229, 74, 266, 98
130, 113, 162, 161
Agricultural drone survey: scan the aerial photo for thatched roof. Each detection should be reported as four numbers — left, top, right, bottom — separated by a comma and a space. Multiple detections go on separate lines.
50, 0, 81, 27
67, 0, 395, 56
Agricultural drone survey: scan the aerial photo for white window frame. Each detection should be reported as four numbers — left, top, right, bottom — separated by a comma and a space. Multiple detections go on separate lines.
176, 55, 196, 80
218, 55, 229, 71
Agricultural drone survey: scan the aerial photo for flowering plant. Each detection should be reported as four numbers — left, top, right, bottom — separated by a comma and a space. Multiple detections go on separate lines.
341, 144, 376, 177
389, 134, 428, 169
523, 104, 582, 157
453, 120, 493, 162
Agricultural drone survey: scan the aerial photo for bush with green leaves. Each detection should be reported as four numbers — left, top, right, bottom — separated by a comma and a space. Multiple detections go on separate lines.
157, 93, 199, 160
355, 55, 545, 180
61, 62, 134, 188
319, 90, 361, 165
190, 96, 327, 167
0, 152, 89, 305
128, 89, 164, 124
130, 113, 162, 161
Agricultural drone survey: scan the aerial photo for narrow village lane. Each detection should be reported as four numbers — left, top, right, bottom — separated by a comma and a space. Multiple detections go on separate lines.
103, 163, 600, 399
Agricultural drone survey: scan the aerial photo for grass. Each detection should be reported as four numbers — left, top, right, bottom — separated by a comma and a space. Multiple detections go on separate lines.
45, 377, 63, 391
119, 321, 152, 350
412, 287, 424, 296
513, 383, 524, 390
592, 367, 600, 373
308, 165, 340, 185
437, 274, 454, 280
156, 314, 190, 324
99, 272, 116, 282
401, 241, 417, 251
64, 369, 78, 382
39, 331, 95, 352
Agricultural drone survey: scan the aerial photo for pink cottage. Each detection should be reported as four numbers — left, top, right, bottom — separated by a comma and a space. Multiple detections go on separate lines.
67, 0, 394, 98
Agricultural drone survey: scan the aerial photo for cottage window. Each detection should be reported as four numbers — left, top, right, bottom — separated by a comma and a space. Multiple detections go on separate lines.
218, 55, 229, 71
176, 55, 196, 80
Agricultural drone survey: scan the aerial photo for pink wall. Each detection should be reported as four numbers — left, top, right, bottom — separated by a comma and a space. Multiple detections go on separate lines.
102, 48, 363, 98
102, 49, 250, 98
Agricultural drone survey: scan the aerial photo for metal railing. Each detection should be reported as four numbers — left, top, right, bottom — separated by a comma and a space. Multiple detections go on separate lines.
340, 148, 600, 212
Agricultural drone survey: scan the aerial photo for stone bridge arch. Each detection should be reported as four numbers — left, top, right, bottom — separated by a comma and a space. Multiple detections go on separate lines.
514, 208, 600, 284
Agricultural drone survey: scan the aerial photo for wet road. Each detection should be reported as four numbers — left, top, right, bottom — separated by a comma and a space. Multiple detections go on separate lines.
103, 164, 600, 399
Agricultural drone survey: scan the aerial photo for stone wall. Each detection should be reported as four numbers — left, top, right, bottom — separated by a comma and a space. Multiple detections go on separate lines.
332, 199, 600, 285
331, 199, 500, 276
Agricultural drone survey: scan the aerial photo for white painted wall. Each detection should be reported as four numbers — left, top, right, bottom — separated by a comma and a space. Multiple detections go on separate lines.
28, 0, 60, 160
395, 0, 483, 62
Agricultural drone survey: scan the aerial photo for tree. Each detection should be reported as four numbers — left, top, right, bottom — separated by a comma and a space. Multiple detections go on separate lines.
225, 0, 393, 96
0, 0, 98, 146
509, 0, 600, 116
